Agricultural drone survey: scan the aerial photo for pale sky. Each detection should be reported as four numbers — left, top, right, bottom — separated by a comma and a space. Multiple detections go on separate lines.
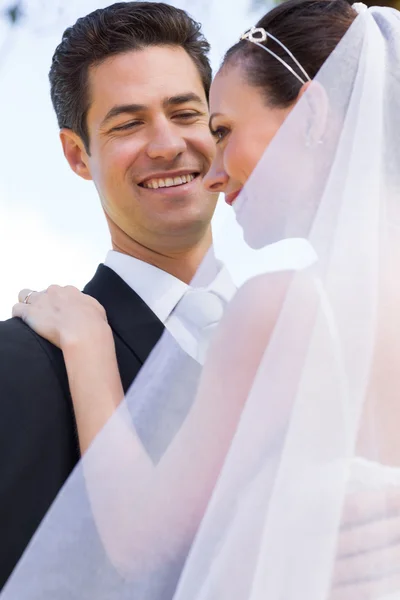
0, 0, 314, 320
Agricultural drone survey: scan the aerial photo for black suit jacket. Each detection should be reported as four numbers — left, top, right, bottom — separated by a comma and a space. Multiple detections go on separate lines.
0, 264, 164, 589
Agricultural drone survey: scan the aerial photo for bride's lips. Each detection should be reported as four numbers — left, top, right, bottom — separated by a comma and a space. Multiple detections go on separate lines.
225, 188, 242, 206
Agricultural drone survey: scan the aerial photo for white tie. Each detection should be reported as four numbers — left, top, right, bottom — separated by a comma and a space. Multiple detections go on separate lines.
166, 267, 237, 364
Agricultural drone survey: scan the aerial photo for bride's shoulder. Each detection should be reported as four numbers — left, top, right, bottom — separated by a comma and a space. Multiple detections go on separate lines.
208, 270, 315, 376
237, 270, 295, 300
231, 269, 316, 317
218, 269, 318, 347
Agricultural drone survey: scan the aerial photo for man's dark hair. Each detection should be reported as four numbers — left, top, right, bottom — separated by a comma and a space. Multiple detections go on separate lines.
49, 2, 212, 152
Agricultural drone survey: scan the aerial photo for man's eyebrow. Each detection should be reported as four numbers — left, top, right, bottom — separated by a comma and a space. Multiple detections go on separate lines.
163, 93, 205, 108
209, 113, 222, 130
101, 103, 147, 127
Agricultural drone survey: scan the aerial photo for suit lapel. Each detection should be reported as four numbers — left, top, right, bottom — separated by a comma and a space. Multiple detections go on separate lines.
83, 264, 165, 364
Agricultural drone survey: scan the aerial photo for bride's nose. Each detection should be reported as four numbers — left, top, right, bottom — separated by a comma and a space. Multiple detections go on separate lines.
203, 159, 229, 193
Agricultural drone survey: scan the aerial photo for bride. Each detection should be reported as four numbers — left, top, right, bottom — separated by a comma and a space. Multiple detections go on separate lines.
5, 1, 400, 598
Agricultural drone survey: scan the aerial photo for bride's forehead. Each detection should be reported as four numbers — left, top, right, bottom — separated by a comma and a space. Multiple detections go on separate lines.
211, 65, 244, 94
210, 66, 264, 114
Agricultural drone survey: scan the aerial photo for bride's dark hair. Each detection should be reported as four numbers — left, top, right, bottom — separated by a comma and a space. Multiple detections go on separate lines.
222, 0, 357, 107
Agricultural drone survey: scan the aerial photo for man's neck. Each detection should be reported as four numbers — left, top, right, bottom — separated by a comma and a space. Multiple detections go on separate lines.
111, 229, 213, 284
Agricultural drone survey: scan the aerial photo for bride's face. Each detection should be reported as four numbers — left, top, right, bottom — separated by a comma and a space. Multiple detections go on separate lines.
204, 64, 293, 205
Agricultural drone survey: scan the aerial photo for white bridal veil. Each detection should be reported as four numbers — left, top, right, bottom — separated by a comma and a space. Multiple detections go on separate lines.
3, 5, 400, 599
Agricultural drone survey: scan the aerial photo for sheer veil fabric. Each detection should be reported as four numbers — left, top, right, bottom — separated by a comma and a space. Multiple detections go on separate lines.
3, 6, 400, 599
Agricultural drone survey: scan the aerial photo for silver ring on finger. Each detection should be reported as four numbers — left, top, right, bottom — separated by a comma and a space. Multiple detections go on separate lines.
23, 291, 36, 305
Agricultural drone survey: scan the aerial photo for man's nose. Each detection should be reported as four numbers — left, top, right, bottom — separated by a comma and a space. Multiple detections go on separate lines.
203, 158, 229, 193
146, 121, 187, 161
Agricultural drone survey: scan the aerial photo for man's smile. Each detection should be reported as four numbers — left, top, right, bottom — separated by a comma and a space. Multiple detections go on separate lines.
137, 169, 201, 193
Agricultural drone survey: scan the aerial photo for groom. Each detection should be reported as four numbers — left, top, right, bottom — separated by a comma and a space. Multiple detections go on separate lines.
0, 1, 220, 588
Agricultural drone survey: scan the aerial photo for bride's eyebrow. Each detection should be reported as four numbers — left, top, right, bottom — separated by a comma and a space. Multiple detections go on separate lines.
209, 113, 223, 130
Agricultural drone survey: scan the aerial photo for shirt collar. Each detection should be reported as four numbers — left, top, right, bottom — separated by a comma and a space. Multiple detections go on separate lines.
104, 250, 188, 324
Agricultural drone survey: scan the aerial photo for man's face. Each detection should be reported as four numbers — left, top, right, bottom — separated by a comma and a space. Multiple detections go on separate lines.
82, 46, 217, 251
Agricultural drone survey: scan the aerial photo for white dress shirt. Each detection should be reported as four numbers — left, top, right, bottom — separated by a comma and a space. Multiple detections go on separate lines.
105, 250, 188, 324
104, 250, 237, 362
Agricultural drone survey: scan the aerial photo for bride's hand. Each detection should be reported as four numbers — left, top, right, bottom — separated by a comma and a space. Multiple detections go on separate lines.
13, 286, 110, 350
330, 487, 400, 599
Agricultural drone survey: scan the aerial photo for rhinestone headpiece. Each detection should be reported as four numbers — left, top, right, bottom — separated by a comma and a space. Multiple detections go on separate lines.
240, 26, 311, 86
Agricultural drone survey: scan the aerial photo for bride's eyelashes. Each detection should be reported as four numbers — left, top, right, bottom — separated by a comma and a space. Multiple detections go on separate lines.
210, 125, 230, 144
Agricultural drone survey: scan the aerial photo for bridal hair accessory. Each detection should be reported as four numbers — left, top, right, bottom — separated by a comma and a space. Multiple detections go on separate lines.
352, 2, 368, 14
240, 26, 311, 85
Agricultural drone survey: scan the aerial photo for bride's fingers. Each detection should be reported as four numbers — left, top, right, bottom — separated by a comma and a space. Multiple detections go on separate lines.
12, 302, 31, 322
17, 288, 41, 304
330, 572, 400, 600
13, 290, 45, 321
332, 543, 400, 587
337, 514, 400, 557
341, 489, 400, 528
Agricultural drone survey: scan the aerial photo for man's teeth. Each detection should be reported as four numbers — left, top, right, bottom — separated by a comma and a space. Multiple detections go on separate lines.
142, 173, 196, 189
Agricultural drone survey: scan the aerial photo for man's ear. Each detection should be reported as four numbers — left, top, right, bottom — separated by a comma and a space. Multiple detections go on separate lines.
60, 129, 92, 181
296, 80, 329, 147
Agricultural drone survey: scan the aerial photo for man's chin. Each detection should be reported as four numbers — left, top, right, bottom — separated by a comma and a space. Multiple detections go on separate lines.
151, 212, 213, 243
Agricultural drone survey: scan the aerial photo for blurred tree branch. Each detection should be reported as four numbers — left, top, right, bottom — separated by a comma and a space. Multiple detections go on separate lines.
4, 2, 23, 25
1, 0, 67, 34
0, 0, 69, 69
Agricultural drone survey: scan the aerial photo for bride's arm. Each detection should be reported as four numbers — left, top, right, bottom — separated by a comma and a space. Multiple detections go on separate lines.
108, 271, 300, 573
13, 274, 298, 575
62, 326, 124, 455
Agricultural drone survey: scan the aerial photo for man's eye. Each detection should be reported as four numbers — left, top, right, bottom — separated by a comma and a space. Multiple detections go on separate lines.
112, 121, 142, 132
211, 126, 229, 144
174, 112, 200, 120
